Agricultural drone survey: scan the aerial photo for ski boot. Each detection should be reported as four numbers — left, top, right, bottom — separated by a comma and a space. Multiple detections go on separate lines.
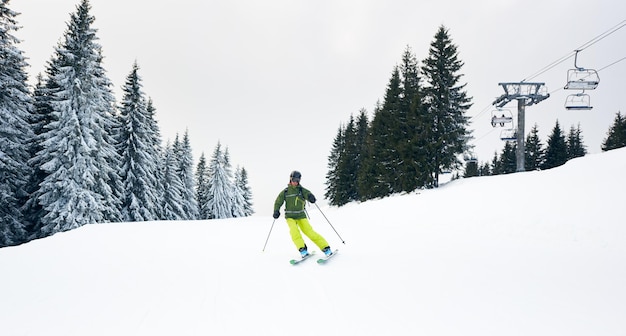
299, 246, 309, 258
322, 246, 333, 257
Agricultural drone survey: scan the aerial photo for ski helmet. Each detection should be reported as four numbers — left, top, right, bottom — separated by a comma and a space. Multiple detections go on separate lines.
290, 171, 301, 183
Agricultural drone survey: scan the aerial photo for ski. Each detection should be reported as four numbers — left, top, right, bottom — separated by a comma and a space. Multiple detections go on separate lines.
289, 251, 316, 265
317, 249, 339, 264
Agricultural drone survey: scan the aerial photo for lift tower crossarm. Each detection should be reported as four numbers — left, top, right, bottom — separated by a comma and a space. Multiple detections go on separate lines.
492, 82, 550, 107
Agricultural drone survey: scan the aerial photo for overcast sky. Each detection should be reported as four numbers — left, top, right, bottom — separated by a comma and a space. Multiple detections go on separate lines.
11, 0, 626, 214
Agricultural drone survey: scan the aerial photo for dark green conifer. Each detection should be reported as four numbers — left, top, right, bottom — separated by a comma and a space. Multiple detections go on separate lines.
524, 124, 544, 171
542, 120, 568, 169
421, 25, 473, 187
601, 111, 626, 151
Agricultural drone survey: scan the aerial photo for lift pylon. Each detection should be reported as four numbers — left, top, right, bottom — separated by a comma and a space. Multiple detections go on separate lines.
492, 82, 549, 172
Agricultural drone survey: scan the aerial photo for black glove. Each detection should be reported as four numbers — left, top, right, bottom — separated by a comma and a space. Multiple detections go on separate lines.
307, 194, 316, 203
273, 210, 280, 219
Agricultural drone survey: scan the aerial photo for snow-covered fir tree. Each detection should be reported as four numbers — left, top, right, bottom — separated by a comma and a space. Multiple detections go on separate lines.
23, 75, 52, 235
195, 153, 211, 220
205, 142, 235, 219
24, 47, 64, 238
117, 62, 162, 222
177, 131, 199, 220
195, 146, 253, 219
232, 166, 255, 217
145, 98, 164, 219
231, 167, 247, 218
236, 166, 254, 216
33, 0, 122, 235
161, 141, 185, 220
0, 0, 34, 246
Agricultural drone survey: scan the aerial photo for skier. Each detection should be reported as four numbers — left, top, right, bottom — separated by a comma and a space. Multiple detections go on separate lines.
273, 171, 333, 258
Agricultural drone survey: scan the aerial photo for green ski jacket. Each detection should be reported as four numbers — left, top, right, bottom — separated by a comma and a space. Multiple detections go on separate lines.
273, 184, 313, 219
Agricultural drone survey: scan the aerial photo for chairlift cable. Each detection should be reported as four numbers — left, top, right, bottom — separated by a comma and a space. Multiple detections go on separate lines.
469, 102, 497, 121
596, 55, 626, 72
522, 19, 626, 82
471, 127, 498, 144
473, 21, 625, 126
470, 21, 626, 151
575, 20, 626, 52
522, 52, 575, 82
540, 54, 626, 97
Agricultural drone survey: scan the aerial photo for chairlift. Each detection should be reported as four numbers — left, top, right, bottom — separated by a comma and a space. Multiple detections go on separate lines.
490, 108, 513, 127
500, 128, 517, 142
564, 92, 593, 110
463, 152, 478, 163
564, 50, 600, 90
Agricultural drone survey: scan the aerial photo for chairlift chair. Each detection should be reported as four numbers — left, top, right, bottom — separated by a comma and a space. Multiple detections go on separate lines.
564, 92, 593, 110
463, 153, 478, 163
564, 68, 600, 90
564, 50, 600, 90
490, 108, 513, 127
500, 129, 517, 142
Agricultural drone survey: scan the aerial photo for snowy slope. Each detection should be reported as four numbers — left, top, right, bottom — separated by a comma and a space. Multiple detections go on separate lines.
1, 148, 625, 336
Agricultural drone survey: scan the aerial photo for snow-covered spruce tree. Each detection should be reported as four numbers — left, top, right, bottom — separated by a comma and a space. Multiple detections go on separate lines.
24, 48, 64, 237
34, 0, 122, 236
161, 141, 185, 220
117, 62, 162, 222
145, 98, 164, 219
23, 75, 51, 235
0, 0, 34, 247
177, 130, 199, 220
195, 153, 211, 219
231, 166, 247, 218
237, 166, 254, 216
231, 166, 253, 217
205, 142, 235, 219
421, 25, 473, 187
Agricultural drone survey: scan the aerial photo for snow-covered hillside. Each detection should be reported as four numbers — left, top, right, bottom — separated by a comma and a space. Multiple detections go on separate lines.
1, 148, 625, 336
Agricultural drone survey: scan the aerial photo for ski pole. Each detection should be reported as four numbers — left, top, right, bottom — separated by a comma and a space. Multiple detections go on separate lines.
314, 203, 346, 244
262, 218, 276, 252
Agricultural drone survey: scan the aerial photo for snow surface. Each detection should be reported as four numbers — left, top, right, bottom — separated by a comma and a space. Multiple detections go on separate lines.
1, 148, 625, 336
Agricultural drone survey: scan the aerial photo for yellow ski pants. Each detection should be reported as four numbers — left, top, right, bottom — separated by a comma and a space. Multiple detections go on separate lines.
286, 218, 329, 251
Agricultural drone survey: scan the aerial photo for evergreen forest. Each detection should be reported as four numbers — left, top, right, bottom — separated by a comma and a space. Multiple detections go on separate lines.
2, 0, 626, 247
0, 0, 253, 247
